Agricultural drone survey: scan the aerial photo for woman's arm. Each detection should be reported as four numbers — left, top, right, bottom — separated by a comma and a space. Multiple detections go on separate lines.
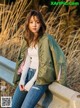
13, 39, 27, 84
19, 52, 30, 86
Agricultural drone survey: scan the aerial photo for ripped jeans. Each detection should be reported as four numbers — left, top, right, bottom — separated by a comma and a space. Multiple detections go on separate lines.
12, 68, 48, 108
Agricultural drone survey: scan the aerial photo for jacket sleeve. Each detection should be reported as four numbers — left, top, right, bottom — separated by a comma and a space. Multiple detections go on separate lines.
13, 39, 27, 84
48, 35, 67, 85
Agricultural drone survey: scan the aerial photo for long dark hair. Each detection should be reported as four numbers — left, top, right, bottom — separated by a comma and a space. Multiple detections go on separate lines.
24, 10, 46, 46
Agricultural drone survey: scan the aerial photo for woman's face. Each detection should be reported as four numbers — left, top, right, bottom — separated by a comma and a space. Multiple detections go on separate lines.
29, 16, 41, 35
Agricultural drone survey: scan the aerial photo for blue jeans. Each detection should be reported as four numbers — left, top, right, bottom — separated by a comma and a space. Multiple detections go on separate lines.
12, 68, 48, 108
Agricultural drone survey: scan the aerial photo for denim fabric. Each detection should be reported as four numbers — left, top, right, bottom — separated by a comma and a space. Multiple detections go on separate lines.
12, 68, 48, 108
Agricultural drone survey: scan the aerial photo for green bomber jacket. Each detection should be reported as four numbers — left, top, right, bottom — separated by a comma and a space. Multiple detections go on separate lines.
13, 34, 67, 86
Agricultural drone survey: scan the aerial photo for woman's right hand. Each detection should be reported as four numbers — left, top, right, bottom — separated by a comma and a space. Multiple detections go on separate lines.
19, 85, 25, 91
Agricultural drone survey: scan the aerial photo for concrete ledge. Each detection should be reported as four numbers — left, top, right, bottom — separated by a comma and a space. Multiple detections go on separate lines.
38, 82, 80, 108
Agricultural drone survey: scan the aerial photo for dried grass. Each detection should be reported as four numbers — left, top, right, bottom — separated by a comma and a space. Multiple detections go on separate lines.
0, 2, 80, 92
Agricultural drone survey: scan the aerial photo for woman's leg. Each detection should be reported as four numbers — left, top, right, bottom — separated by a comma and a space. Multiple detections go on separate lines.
11, 85, 27, 108
21, 84, 48, 108
12, 68, 36, 108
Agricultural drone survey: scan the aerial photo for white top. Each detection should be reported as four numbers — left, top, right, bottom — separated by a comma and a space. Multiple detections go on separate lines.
28, 45, 38, 69
19, 44, 39, 91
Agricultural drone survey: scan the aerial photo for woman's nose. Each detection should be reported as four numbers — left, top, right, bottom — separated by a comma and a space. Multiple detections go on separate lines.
33, 22, 36, 26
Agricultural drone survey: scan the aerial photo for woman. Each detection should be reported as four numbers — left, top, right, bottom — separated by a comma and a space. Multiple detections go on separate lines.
12, 10, 67, 108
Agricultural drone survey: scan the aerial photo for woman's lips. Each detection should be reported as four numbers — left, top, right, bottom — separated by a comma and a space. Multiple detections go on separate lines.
32, 28, 36, 30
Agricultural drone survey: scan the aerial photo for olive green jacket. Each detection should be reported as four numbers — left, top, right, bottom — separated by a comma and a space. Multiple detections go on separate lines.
13, 34, 67, 86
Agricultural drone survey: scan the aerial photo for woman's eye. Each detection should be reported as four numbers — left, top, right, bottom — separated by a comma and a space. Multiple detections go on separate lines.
30, 22, 33, 23
36, 21, 40, 23
37, 22, 40, 24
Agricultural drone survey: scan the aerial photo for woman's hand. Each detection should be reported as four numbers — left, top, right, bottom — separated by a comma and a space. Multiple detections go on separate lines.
19, 85, 25, 91
24, 80, 34, 91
